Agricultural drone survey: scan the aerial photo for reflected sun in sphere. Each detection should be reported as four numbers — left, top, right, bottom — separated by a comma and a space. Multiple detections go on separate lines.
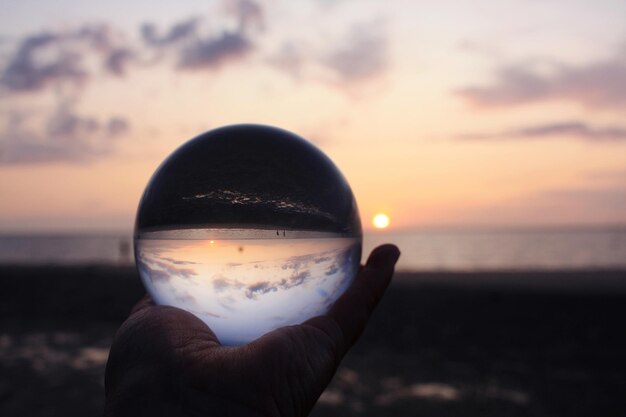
373, 213, 390, 229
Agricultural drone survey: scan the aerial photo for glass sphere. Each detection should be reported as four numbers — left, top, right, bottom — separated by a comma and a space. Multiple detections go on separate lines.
134, 124, 362, 345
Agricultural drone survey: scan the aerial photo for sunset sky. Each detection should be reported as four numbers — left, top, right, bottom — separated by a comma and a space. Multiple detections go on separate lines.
1, 0, 625, 232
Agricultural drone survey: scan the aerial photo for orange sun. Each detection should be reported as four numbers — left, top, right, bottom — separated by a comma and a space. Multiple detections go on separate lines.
372, 213, 390, 229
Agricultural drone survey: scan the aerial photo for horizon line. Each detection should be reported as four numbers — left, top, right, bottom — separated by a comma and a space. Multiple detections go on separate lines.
1, 222, 625, 236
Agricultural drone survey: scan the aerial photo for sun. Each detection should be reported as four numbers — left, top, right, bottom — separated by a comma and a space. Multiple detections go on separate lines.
372, 213, 390, 229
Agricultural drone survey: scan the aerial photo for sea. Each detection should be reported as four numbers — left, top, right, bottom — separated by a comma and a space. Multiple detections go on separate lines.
1, 226, 625, 271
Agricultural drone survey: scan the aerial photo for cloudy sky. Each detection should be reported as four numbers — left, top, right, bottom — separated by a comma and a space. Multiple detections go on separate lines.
1, 0, 625, 232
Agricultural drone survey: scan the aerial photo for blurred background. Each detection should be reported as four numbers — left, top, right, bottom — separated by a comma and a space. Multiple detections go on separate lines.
1, 1, 625, 416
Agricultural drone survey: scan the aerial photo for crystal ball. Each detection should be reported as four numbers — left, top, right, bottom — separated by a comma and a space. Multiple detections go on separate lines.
134, 124, 362, 345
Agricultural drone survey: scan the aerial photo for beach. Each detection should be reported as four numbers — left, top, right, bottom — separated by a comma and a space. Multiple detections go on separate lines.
1, 265, 625, 416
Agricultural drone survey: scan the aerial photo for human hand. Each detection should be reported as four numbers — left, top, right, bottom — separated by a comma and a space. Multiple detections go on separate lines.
104, 244, 400, 417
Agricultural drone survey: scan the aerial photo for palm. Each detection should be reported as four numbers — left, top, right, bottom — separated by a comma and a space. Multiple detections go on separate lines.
105, 245, 399, 417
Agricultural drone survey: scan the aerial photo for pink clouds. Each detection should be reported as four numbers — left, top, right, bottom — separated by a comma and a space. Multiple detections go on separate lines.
456, 53, 626, 109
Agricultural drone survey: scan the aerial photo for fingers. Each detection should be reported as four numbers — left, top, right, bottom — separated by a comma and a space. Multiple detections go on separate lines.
122, 295, 222, 352
105, 304, 222, 407
316, 244, 400, 354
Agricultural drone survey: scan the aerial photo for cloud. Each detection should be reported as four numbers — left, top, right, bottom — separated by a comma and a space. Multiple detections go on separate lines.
457, 66, 549, 107
212, 246, 353, 301
246, 281, 277, 298
140, 6, 261, 71
325, 264, 339, 275
160, 256, 198, 265
0, 102, 130, 164
0, 24, 138, 92
222, 0, 264, 32
106, 117, 130, 136
141, 18, 199, 47
0, 7, 267, 165
456, 53, 626, 109
104, 48, 136, 76
141, 266, 171, 284
0, 11, 254, 93
76, 24, 119, 53
323, 24, 389, 82
268, 20, 389, 89
173, 292, 198, 306
177, 32, 252, 70
244, 269, 313, 299
213, 277, 231, 292
0, 2, 266, 91
213, 276, 244, 293
135, 252, 199, 284
289, 270, 310, 287
459, 120, 626, 141
0, 32, 87, 92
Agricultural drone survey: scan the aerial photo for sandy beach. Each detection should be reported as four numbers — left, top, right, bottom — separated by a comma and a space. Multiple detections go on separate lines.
1, 265, 625, 416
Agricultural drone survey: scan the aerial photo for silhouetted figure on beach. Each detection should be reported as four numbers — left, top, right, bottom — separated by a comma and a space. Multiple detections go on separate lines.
104, 245, 400, 416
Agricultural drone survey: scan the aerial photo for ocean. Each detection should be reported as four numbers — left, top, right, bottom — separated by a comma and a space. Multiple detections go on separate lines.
1, 226, 625, 271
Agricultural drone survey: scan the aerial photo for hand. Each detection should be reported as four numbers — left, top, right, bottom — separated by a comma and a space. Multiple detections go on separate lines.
104, 244, 400, 417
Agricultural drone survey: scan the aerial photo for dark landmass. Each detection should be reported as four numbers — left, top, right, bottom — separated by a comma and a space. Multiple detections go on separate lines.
0, 265, 625, 416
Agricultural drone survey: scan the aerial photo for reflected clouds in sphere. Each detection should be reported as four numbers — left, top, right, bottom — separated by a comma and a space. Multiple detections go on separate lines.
134, 125, 362, 345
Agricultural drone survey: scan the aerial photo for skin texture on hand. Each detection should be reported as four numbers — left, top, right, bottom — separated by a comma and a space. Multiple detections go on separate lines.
104, 244, 400, 417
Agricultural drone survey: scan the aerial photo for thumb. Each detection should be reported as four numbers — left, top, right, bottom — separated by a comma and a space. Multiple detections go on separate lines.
307, 244, 400, 355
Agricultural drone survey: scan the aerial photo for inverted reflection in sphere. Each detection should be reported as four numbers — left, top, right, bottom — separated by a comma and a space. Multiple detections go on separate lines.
134, 125, 362, 345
